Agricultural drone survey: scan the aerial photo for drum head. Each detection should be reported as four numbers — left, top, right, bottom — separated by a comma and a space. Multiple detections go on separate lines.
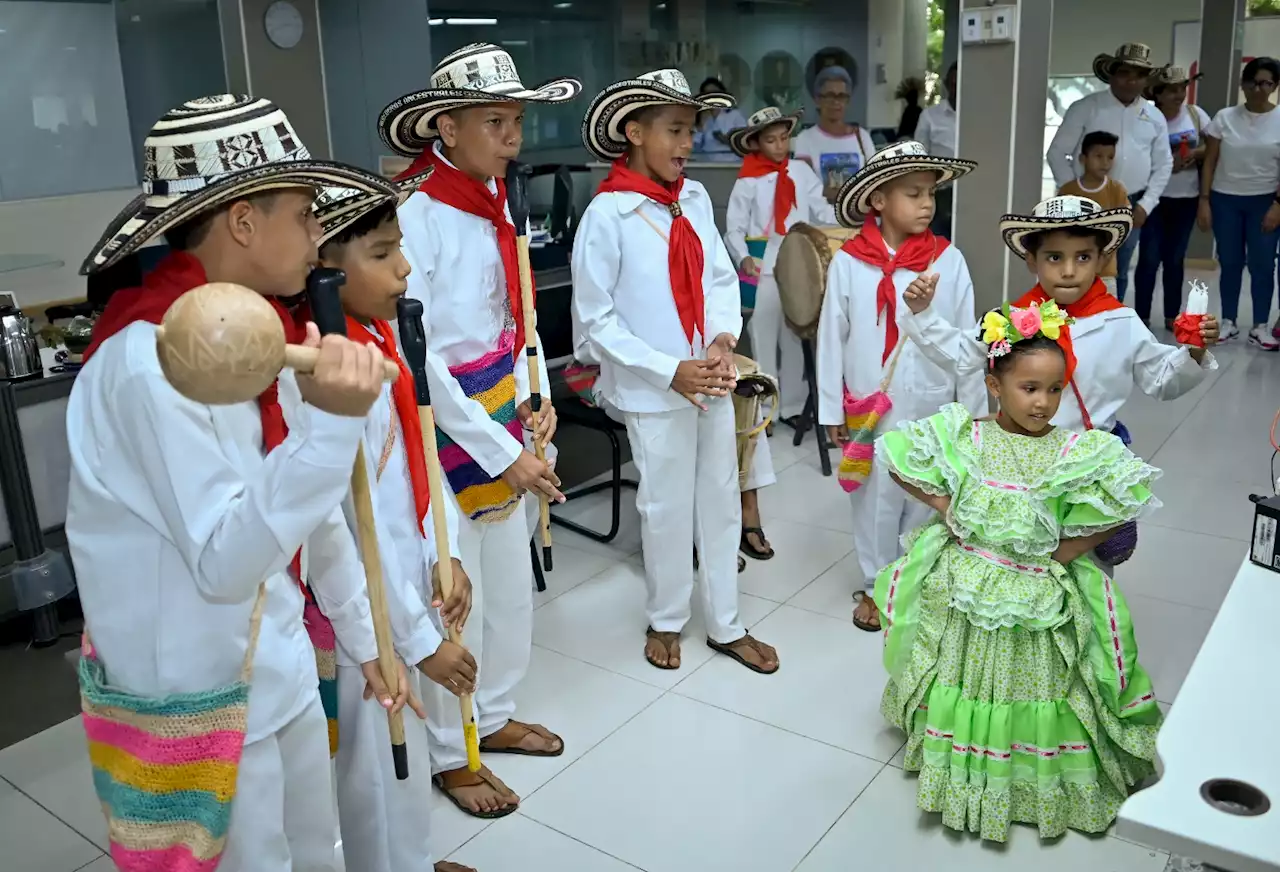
779, 224, 845, 339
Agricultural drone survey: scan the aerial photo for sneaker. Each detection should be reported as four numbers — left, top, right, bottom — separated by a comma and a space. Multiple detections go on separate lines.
1273, 319, 1280, 340
1220, 319, 1240, 342
1248, 324, 1279, 351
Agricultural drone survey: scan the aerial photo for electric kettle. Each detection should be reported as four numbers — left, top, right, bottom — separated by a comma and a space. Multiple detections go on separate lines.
0, 294, 42, 380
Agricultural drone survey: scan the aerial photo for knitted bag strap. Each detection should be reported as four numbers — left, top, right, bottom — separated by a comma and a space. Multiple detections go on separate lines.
635, 206, 670, 243
238, 582, 269, 684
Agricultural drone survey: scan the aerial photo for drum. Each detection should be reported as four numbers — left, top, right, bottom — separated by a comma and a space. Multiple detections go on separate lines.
774, 223, 857, 340
732, 354, 779, 491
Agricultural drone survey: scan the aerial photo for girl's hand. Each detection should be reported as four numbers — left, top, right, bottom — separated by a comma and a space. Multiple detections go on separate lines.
1197, 197, 1212, 232
1263, 202, 1280, 233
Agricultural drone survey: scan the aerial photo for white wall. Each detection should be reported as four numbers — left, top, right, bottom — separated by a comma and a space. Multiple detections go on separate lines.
1049, 0, 1203, 75
866, 0, 907, 128
0, 189, 138, 306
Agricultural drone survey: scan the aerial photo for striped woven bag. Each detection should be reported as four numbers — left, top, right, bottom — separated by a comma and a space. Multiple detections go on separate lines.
79, 584, 266, 872
837, 337, 909, 493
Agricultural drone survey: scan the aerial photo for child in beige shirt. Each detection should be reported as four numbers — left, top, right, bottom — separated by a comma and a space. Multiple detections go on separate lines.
1058, 130, 1129, 294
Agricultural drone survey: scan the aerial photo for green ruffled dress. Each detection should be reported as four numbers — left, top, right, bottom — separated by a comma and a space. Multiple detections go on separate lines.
872, 404, 1163, 842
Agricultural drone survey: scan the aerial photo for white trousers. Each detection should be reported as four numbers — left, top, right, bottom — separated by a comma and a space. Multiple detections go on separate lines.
335, 665, 435, 872
850, 445, 932, 594
425, 486, 532, 772
740, 416, 777, 492
624, 398, 746, 643
221, 695, 339, 872
749, 274, 806, 419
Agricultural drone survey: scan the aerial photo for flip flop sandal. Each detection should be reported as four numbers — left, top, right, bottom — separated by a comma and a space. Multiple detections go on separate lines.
432, 766, 519, 819
435, 863, 477, 872
645, 626, 682, 670
706, 633, 779, 674
740, 526, 775, 560
479, 720, 565, 758
738, 555, 746, 573
851, 591, 882, 633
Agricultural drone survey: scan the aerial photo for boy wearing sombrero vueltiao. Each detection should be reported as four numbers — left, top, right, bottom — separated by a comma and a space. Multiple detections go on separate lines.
724, 108, 835, 563
297, 176, 479, 872
814, 141, 986, 633
573, 70, 779, 675
66, 95, 411, 871
900, 195, 1218, 558
376, 43, 578, 818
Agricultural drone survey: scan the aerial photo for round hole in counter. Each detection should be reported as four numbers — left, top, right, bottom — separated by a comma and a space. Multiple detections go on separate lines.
1199, 779, 1271, 816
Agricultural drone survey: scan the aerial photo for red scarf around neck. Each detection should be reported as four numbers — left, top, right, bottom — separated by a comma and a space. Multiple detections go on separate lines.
842, 220, 947, 365
349, 317, 432, 537
404, 148, 530, 359
83, 250, 308, 587
738, 153, 796, 236
596, 159, 706, 350
1015, 278, 1123, 388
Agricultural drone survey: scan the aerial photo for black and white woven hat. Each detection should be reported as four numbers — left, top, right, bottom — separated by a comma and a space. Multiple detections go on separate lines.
378, 43, 583, 157
1093, 42, 1157, 84
1000, 195, 1133, 258
1143, 64, 1203, 100
833, 140, 977, 227
727, 106, 803, 157
315, 169, 433, 247
81, 95, 394, 275
582, 69, 736, 162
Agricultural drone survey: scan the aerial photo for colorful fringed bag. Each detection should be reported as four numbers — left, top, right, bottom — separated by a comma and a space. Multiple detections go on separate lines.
302, 595, 338, 756
837, 336, 909, 493
739, 236, 768, 309
79, 583, 266, 872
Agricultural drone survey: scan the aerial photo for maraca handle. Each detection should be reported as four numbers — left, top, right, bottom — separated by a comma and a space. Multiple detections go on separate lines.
283, 343, 400, 381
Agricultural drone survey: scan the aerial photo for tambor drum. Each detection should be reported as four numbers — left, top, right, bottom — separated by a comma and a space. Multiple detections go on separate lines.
732, 354, 779, 491
774, 223, 858, 340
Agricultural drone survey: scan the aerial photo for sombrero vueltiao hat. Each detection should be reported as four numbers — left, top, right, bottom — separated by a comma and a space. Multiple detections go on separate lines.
582, 69, 736, 163
727, 106, 803, 158
1093, 42, 1157, 84
315, 169, 433, 247
379, 43, 583, 157
999, 195, 1133, 258
1143, 63, 1203, 100
833, 140, 977, 227
81, 95, 396, 275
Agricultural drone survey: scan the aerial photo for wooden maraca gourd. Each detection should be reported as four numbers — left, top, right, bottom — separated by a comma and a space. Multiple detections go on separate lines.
154, 282, 398, 405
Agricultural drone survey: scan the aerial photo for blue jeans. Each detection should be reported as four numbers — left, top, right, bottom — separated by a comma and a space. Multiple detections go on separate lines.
1210, 190, 1280, 326
1114, 190, 1144, 302
1133, 196, 1199, 323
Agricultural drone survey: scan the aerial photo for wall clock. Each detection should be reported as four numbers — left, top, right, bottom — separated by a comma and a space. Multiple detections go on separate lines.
264, 1, 304, 50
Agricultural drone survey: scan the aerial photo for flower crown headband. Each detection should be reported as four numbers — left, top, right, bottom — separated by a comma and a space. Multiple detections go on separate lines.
980, 301, 1075, 367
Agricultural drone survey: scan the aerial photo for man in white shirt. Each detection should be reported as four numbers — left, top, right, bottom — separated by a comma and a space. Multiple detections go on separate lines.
1047, 42, 1172, 302
917, 62, 958, 236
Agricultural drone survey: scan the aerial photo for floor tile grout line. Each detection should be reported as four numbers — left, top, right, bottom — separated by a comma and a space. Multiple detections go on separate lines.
788, 756, 897, 872
1, 772, 107, 859
505, 812, 650, 870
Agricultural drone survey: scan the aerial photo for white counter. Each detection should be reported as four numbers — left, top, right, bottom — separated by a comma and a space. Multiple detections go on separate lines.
1118, 554, 1279, 872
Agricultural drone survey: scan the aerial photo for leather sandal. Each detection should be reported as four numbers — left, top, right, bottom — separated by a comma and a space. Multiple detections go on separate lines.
644, 626, 682, 670
479, 719, 564, 757
852, 591, 882, 632
706, 633, 779, 674
740, 526, 774, 560
432, 765, 519, 819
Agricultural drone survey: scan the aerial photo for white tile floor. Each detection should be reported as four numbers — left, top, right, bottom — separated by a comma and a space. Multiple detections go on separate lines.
2, 282, 1271, 872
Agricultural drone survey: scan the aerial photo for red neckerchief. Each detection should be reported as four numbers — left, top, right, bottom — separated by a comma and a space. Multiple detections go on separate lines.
842, 220, 948, 365
351, 317, 432, 537
84, 250, 308, 589
738, 153, 796, 236
1015, 278, 1123, 394
407, 148, 529, 360
596, 159, 705, 350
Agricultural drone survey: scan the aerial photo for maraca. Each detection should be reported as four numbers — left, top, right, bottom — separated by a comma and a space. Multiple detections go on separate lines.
153, 282, 398, 404
1172, 278, 1209, 349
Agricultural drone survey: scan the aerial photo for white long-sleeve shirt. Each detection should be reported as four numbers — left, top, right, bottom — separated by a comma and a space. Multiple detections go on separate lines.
815, 243, 986, 428
571, 179, 743, 414
723, 159, 836, 274
281, 327, 463, 669
901, 302, 1216, 432
398, 144, 550, 480
916, 102, 957, 158
1047, 89, 1173, 214
67, 322, 377, 744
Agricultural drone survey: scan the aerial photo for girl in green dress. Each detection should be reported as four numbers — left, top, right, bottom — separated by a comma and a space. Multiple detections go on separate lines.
873, 303, 1162, 842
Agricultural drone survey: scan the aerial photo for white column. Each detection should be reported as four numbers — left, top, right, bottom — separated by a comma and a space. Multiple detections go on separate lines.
866, 0, 906, 128
903, 0, 928, 80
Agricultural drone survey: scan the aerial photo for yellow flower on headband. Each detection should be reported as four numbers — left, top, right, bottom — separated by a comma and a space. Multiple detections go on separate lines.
1038, 300, 1068, 339
982, 311, 1009, 344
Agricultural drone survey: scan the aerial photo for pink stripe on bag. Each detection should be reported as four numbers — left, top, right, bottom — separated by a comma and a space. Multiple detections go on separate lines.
111, 844, 222, 872
83, 716, 246, 766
